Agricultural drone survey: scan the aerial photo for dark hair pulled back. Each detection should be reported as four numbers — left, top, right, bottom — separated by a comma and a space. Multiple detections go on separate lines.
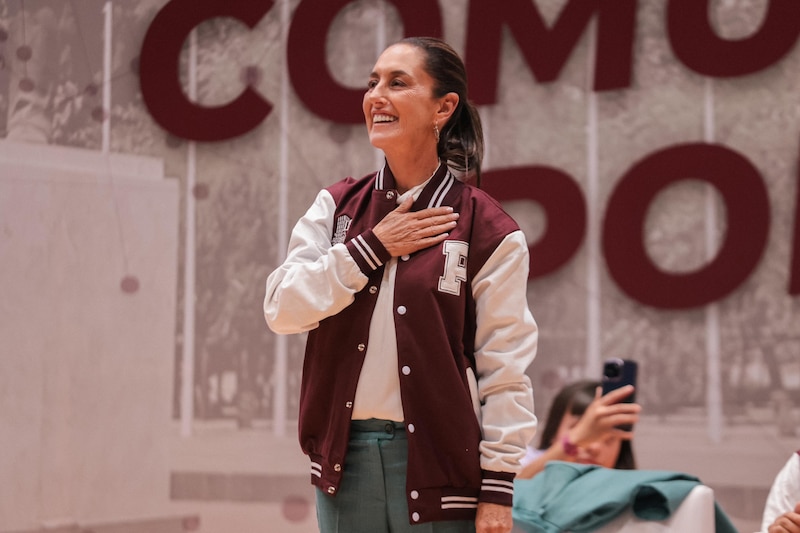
399, 36, 484, 185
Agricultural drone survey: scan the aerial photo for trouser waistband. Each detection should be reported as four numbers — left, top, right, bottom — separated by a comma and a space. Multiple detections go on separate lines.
351, 418, 405, 436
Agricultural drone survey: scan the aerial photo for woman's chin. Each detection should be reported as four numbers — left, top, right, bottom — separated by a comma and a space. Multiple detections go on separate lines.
368, 132, 392, 150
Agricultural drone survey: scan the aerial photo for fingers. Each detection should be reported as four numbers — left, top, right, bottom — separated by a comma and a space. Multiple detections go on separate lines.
594, 406, 639, 431
769, 512, 800, 533
600, 384, 636, 404
603, 399, 641, 414
599, 402, 642, 428
410, 212, 457, 242
374, 200, 460, 257
426, 218, 458, 237
415, 207, 459, 229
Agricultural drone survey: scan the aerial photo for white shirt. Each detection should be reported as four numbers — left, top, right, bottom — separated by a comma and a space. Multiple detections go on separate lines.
351, 181, 428, 421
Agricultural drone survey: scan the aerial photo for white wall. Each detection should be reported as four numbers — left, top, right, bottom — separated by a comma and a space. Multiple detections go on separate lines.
0, 141, 179, 529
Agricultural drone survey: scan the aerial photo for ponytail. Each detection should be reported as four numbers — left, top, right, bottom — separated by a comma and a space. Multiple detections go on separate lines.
399, 36, 485, 187
438, 99, 484, 187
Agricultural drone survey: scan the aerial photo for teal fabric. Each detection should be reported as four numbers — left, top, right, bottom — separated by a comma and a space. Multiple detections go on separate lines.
512, 462, 738, 533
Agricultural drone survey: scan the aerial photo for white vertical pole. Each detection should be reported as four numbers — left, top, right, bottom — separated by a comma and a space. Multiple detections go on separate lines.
102, 2, 112, 153
272, 0, 291, 438
181, 30, 199, 438
374, 1, 387, 170
704, 78, 723, 443
585, 22, 601, 378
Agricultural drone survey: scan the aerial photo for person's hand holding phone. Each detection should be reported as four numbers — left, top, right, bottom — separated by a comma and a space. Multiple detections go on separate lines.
567, 385, 641, 449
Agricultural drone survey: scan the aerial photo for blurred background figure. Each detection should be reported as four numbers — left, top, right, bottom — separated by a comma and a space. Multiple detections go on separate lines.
760, 449, 800, 533
518, 379, 640, 480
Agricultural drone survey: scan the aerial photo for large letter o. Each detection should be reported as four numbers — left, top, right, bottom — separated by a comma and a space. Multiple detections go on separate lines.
667, 0, 800, 78
287, 0, 442, 123
603, 143, 770, 309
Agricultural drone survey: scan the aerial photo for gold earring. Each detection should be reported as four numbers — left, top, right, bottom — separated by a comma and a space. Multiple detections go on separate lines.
434, 122, 440, 142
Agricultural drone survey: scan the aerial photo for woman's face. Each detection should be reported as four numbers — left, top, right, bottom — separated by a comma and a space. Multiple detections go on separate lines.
555, 412, 623, 469
362, 44, 444, 155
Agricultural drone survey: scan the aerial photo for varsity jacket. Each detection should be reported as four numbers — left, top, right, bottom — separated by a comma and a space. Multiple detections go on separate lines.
264, 163, 538, 524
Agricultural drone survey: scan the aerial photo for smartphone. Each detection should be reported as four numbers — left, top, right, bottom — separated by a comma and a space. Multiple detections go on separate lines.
601, 358, 638, 430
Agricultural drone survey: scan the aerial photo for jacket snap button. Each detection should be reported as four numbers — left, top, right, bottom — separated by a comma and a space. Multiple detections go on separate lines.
327, 486, 336, 495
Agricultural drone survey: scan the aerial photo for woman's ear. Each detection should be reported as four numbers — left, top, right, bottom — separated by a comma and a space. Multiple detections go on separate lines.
436, 92, 459, 124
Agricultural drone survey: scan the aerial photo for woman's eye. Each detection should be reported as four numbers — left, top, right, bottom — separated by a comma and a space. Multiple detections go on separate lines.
367, 79, 378, 89
390, 79, 405, 87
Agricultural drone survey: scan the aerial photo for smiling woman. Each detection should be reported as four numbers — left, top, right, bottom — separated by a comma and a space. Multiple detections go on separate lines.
264, 37, 539, 533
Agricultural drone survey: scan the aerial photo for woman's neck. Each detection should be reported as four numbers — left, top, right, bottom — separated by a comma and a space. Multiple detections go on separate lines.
385, 154, 441, 195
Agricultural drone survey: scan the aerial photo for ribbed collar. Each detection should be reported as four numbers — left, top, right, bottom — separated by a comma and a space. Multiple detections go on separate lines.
375, 161, 457, 210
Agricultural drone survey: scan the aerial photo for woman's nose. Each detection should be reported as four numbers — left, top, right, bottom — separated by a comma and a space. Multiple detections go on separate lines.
368, 82, 387, 101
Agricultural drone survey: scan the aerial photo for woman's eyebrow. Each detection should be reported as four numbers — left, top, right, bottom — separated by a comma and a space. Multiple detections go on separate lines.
369, 69, 411, 78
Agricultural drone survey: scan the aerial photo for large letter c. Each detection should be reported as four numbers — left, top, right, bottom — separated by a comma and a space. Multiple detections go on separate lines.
140, 0, 274, 141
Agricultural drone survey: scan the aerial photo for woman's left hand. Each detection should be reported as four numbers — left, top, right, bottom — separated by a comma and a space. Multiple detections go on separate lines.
475, 502, 513, 533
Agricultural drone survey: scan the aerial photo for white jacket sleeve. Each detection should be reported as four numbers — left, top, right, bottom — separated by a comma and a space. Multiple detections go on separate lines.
471, 230, 538, 474
760, 453, 800, 532
264, 190, 369, 334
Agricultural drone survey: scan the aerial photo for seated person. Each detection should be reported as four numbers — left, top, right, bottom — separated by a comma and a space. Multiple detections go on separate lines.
518, 379, 640, 479
513, 380, 738, 532
761, 450, 800, 533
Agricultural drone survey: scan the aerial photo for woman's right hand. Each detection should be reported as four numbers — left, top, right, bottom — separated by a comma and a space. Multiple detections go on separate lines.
568, 385, 641, 447
768, 503, 800, 533
373, 196, 459, 257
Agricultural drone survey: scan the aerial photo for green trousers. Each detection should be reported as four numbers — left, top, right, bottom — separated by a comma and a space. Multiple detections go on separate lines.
315, 418, 475, 533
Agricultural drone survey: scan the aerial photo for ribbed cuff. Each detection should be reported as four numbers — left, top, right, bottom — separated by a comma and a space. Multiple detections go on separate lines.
345, 229, 391, 274
478, 470, 515, 507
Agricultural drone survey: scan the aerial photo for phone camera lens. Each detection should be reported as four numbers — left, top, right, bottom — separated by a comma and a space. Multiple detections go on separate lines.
604, 363, 621, 378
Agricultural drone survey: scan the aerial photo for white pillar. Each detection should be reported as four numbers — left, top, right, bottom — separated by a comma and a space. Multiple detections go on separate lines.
272, 0, 293, 437
585, 21, 601, 377
180, 30, 198, 438
704, 78, 723, 443
102, 2, 112, 153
